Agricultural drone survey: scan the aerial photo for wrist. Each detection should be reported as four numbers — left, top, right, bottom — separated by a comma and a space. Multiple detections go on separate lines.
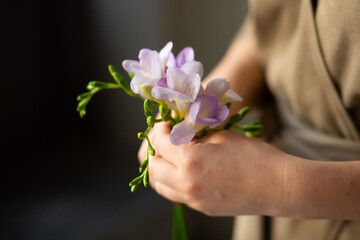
243, 141, 291, 217
254, 147, 307, 218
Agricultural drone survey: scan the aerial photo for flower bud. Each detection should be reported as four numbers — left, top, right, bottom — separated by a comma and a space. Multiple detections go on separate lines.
108, 65, 122, 85
129, 175, 142, 187
144, 99, 153, 117
138, 132, 145, 139
238, 106, 251, 119
147, 116, 155, 128
159, 105, 170, 120
139, 159, 148, 173
143, 169, 149, 188
148, 146, 155, 156
225, 102, 232, 109
131, 184, 140, 192
245, 131, 261, 138
77, 92, 91, 101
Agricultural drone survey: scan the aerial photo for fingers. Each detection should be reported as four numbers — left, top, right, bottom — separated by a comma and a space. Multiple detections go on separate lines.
148, 155, 187, 203
148, 155, 179, 189
150, 121, 186, 165
154, 181, 186, 204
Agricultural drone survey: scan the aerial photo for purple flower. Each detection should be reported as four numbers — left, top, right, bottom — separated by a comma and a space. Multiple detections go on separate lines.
168, 47, 195, 68
169, 94, 229, 145
151, 61, 203, 117
202, 78, 242, 105
122, 41, 173, 98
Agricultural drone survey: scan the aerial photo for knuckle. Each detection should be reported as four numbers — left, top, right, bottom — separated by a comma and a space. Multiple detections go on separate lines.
183, 180, 202, 197
182, 146, 204, 173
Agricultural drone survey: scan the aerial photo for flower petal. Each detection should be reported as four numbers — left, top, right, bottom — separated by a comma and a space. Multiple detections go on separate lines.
170, 119, 196, 145
151, 51, 163, 78
181, 61, 203, 78
188, 100, 201, 124
176, 47, 195, 67
122, 60, 140, 73
196, 117, 218, 125
205, 78, 229, 99
172, 90, 192, 100
151, 86, 175, 101
183, 73, 201, 100
175, 98, 191, 117
138, 49, 152, 70
167, 67, 188, 92
156, 77, 168, 88
130, 75, 154, 94
219, 89, 243, 105
167, 52, 176, 68
197, 94, 218, 118
210, 105, 229, 128
159, 41, 173, 60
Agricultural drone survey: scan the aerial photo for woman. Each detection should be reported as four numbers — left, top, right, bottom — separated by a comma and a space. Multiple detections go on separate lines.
139, 0, 360, 239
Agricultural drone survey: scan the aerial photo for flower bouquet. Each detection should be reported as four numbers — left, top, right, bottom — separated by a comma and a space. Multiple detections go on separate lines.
77, 42, 262, 240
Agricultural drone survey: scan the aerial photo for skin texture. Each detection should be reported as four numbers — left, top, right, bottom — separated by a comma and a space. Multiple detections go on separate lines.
138, 36, 360, 220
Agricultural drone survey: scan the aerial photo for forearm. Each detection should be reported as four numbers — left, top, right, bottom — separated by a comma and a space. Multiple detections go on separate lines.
279, 155, 360, 220
202, 36, 265, 113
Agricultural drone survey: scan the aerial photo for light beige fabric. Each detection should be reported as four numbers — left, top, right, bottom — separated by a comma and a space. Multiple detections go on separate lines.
232, 0, 360, 239
232, 215, 264, 240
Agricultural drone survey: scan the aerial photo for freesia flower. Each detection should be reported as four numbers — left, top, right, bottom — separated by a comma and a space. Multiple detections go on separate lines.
151, 61, 203, 117
202, 78, 242, 105
168, 46, 195, 68
122, 41, 173, 98
169, 94, 229, 145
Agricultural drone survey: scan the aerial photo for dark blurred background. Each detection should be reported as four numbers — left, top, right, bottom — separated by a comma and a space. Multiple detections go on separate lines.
2, 1, 247, 239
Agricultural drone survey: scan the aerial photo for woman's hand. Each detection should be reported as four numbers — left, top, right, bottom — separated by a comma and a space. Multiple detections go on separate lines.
138, 121, 287, 217
138, 121, 360, 220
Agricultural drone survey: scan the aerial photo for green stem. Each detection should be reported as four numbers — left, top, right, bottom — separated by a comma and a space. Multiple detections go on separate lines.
154, 118, 164, 123
145, 135, 153, 149
172, 204, 188, 240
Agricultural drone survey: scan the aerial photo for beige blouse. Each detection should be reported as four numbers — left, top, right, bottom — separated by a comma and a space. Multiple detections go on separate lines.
233, 0, 360, 239
252, 0, 360, 141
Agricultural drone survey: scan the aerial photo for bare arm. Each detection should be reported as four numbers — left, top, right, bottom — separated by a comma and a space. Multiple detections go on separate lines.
283, 156, 360, 220
202, 36, 266, 113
